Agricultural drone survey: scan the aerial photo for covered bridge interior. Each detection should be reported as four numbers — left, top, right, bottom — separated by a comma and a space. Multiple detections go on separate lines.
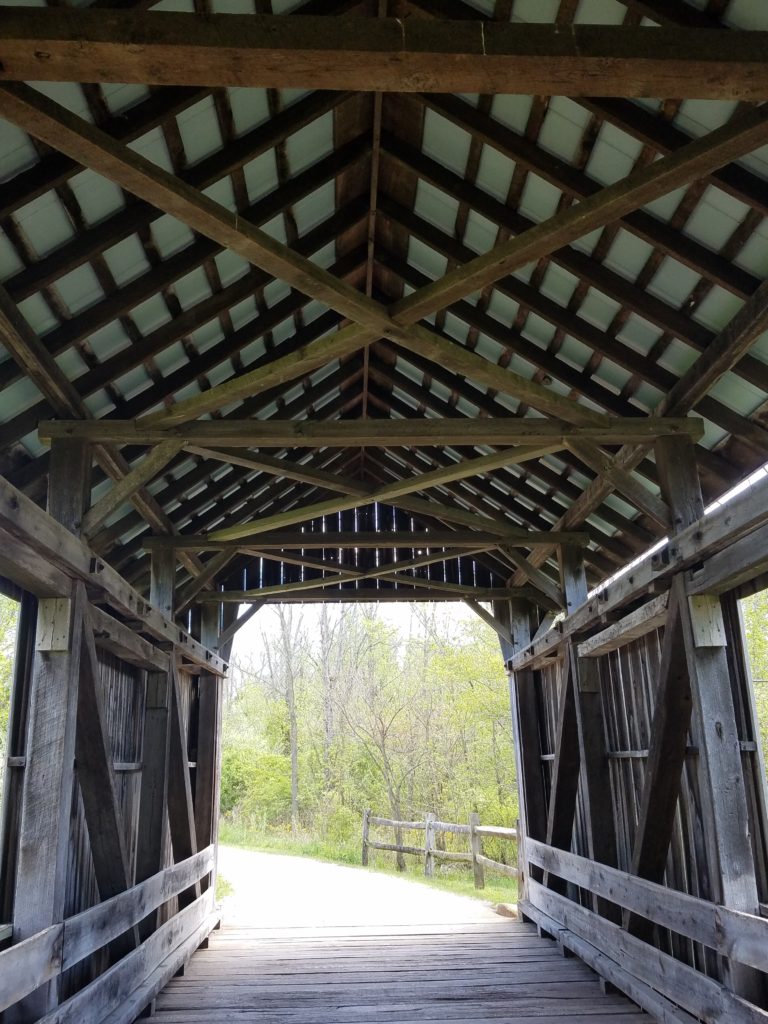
2, 0, 768, 1021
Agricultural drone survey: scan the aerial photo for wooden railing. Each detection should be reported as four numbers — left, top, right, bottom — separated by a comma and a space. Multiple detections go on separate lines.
520, 838, 768, 1024
361, 810, 517, 889
0, 846, 218, 1024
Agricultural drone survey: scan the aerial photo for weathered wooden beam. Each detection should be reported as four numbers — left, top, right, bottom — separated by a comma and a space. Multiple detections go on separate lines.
76, 607, 137, 953
207, 442, 561, 543
9, 76, 762, 438
511, 257, 768, 591
654, 443, 763, 1000
688, 522, 768, 597
500, 547, 563, 609
166, 661, 200, 907
506, 598, 548, 898
150, 547, 176, 621
379, 137, 768, 405
658, 275, 768, 419
183, 446, 368, 496
526, 880, 762, 1024
559, 546, 619, 919
135, 544, 174, 937
0, 233, 361, 461
175, 551, 237, 616
89, 603, 170, 673
198, 546, 516, 603
39, 416, 703, 447
11, 440, 90, 1018
464, 599, 513, 646
61, 847, 214, 974
565, 439, 670, 529
194, 605, 222, 891
81, 441, 183, 540
526, 837, 768, 972
579, 95, 768, 217
209, 586, 531, 603
578, 593, 668, 658
214, 603, 263, 652
144, 528, 589, 551
0, 286, 205, 579
390, 100, 768, 323
134, 664, 171, 938
0, 474, 226, 675
544, 653, 579, 872
2, 13, 768, 98
4, 90, 354, 309
0, 83, 388, 330
512, 471, 768, 670
417, 93, 759, 305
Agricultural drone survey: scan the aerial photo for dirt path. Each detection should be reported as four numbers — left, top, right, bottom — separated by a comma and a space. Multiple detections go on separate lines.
216, 845, 501, 929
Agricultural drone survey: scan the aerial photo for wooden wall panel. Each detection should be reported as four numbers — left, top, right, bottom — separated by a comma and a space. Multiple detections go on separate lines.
531, 605, 768, 982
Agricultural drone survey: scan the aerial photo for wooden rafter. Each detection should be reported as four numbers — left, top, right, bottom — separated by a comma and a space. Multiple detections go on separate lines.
144, 529, 589, 551
207, 442, 562, 542
4, 80, 767, 440
39, 417, 702, 447
0, 287, 205, 578
1, 12, 768, 99
512, 255, 768, 586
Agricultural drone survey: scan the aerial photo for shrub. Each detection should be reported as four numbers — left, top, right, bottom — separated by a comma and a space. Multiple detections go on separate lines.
221, 747, 292, 824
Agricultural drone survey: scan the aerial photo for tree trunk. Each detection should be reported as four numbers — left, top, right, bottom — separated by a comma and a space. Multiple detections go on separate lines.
319, 605, 334, 790
287, 667, 299, 837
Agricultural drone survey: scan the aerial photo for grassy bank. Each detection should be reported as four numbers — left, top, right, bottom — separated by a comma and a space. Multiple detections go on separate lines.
218, 819, 518, 907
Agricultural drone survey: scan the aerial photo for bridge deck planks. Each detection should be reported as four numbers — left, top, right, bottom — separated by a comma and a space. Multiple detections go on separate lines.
153, 920, 653, 1023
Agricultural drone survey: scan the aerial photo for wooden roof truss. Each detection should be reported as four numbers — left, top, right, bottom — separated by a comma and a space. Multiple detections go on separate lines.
2, 0, 768, 611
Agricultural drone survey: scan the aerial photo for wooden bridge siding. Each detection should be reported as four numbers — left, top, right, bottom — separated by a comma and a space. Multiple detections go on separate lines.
0, 632, 195, 1001
514, 620, 764, 1007
504, 440, 768, 1020
0, 462, 225, 1017
531, 599, 768, 970
153, 920, 651, 1024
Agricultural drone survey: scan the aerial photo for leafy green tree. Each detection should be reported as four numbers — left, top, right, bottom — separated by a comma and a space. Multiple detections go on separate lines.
219, 603, 518, 867
0, 595, 20, 803
741, 591, 768, 770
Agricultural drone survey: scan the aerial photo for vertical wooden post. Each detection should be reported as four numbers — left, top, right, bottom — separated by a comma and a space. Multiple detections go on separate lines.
195, 603, 223, 893
361, 808, 370, 866
557, 546, 619, 916
135, 668, 172, 933
0, 591, 36, 928
150, 546, 176, 620
136, 546, 176, 935
11, 439, 90, 1017
469, 811, 484, 889
655, 435, 762, 1001
424, 812, 435, 878
501, 599, 548, 901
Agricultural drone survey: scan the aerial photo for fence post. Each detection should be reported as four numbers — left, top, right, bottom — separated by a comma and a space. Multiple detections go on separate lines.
469, 812, 485, 889
362, 808, 370, 866
424, 813, 435, 878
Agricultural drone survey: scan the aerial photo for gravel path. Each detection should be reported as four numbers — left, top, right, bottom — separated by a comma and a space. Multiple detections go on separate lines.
216, 845, 501, 929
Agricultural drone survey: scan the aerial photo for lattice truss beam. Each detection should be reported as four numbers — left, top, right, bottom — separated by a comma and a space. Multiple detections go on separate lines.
1, 0, 768, 608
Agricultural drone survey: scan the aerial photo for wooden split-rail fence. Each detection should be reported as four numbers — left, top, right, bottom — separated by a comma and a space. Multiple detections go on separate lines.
361, 810, 518, 889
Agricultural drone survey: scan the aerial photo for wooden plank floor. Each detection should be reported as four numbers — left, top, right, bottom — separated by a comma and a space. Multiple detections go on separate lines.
153, 919, 654, 1023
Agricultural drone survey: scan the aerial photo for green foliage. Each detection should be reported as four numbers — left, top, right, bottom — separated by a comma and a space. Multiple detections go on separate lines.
220, 747, 292, 824
219, 604, 518, 887
741, 591, 768, 768
215, 874, 234, 900
0, 595, 19, 756
321, 803, 359, 846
